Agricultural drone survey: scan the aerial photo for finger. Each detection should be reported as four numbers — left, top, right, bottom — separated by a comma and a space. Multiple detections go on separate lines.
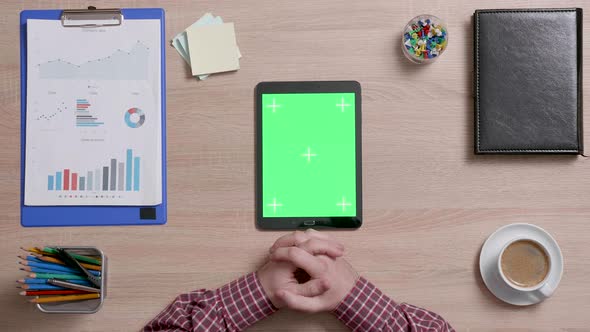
270, 247, 326, 276
269, 231, 310, 253
306, 229, 345, 245
304, 228, 332, 240
276, 289, 326, 313
293, 278, 330, 297
304, 229, 344, 251
297, 238, 344, 258
270, 230, 345, 254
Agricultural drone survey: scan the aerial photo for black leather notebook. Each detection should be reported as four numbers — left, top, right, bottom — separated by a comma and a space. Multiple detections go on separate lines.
474, 9, 583, 154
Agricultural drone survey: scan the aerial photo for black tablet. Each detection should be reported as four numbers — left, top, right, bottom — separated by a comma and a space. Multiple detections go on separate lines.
255, 81, 362, 229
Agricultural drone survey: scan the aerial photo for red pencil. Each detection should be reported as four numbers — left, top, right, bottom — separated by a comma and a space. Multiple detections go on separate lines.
19, 290, 90, 296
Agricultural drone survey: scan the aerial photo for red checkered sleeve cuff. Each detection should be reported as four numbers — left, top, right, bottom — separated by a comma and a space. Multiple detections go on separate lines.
217, 272, 277, 330
332, 277, 454, 332
143, 273, 276, 332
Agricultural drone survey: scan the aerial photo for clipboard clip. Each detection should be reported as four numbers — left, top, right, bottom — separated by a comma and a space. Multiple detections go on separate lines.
61, 6, 123, 28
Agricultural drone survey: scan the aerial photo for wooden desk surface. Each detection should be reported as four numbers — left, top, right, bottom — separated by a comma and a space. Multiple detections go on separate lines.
1, 0, 589, 330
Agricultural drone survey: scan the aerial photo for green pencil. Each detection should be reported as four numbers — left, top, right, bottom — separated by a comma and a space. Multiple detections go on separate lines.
28, 273, 88, 280
41, 247, 101, 265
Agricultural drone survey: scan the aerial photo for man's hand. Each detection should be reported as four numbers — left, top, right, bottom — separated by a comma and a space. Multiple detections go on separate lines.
269, 230, 359, 313
257, 231, 344, 309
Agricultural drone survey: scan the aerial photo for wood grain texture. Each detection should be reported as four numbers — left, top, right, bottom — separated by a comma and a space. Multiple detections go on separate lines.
1, 0, 589, 331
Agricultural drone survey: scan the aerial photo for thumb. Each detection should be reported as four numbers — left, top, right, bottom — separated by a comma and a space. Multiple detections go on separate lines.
293, 279, 330, 297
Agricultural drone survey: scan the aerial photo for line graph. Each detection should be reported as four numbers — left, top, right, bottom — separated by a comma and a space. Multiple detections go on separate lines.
38, 41, 150, 80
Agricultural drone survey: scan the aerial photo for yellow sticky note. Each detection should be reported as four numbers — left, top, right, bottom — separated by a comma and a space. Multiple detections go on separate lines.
186, 22, 240, 76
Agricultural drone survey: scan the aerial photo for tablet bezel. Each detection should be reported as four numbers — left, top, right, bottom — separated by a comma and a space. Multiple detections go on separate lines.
255, 81, 362, 230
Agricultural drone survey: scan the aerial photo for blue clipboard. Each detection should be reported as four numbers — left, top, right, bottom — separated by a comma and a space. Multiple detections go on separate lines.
20, 8, 167, 226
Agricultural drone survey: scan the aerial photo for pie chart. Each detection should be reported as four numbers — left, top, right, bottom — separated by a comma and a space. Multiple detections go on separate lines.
125, 107, 145, 128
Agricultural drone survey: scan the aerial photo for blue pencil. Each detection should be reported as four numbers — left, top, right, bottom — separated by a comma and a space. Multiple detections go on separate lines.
21, 261, 82, 273
21, 266, 81, 275
18, 284, 69, 291
18, 255, 44, 264
18, 278, 93, 286
19, 261, 101, 276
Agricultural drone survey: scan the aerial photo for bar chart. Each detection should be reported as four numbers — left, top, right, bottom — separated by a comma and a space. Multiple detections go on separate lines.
47, 149, 140, 192
76, 99, 104, 127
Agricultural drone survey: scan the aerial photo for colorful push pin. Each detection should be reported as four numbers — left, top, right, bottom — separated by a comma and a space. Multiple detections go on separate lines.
402, 14, 448, 64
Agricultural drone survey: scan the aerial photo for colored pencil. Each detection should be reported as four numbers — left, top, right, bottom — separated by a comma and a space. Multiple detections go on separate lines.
21, 247, 51, 256
41, 247, 101, 265
21, 266, 66, 274
20, 266, 77, 275
18, 255, 44, 264
22, 247, 102, 265
18, 278, 93, 286
47, 279, 100, 292
20, 290, 90, 296
19, 262, 101, 276
20, 260, 81, 274
28, 273, 88, 280
31, 254, 102, 271
29, 293, 100, 303
18, 284, 69, 291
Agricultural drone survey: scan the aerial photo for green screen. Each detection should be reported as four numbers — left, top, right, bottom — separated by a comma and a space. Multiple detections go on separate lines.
262, 93, 357, 217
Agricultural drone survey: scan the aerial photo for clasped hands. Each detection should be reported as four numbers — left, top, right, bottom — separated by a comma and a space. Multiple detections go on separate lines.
257, 229, 358, 313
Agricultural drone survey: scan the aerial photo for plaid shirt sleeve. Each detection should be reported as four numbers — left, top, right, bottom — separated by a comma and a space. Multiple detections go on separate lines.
332, 277, 455, 332
143, 272, 276, 332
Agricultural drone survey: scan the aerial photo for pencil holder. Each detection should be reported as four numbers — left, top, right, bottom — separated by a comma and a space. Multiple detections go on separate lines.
36, 246, 107, 314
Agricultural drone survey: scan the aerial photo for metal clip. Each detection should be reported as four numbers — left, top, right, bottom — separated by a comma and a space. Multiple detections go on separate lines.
61, 6, 123, 28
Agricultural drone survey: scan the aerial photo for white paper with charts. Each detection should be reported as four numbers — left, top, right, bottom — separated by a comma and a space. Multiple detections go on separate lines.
25, 19, 162, 206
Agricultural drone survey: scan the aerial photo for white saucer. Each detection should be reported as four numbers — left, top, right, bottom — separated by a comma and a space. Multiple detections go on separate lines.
479, 223, 563, 306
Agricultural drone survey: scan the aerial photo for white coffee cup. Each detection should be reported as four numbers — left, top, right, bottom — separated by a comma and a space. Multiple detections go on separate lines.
496, 237, 554, 298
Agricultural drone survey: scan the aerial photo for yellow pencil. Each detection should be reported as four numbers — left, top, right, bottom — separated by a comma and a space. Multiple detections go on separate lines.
28, 293, 100, 303
31, 254, 102, 271
20, 247, 49, 256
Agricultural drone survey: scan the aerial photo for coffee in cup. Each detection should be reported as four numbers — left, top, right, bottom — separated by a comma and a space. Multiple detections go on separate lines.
500, 239, 550, 288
